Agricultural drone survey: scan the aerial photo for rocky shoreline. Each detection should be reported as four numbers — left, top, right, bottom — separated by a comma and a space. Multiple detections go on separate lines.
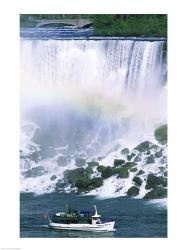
20, 124, 167, 199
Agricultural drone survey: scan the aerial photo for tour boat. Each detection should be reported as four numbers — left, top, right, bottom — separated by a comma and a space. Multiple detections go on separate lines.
46, 205, 116, 232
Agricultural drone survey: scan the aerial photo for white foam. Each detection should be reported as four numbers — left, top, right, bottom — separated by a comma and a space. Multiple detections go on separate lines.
145, 198, 167, 209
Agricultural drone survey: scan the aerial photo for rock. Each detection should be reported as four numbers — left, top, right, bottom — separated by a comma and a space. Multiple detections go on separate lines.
134, 141, 152, 152
24, 166, 47, 178
87, 161, 99, 168
28, 151, 40, 163
114, 159, 125, 167
50, 175, 57, 181
96, 166, 116, 179
164, 171, 167, 177
130, 167, 138, 172
137, 170, 145, 176
159, 166, 165, 172
127, 186, 139, 196
134, 154, 142, 162
146, 150, 151, 156
150, 144, 159, 151
123, 162, 137, 169
115, 167, 129, 178
127, 153, 136, 161
75, 158, 86, 167
121, 148, 130, 155
145, 174, 167, 189
63, 167, 103, 193
146, 155, 155, 164
63, 168, 85, 184
55, 181, 68, 192
144, 187, 167, 199
75, 177, 103, 192
162, 178, 167, 187
155, 150, 163, 158
57, 156, 70, 166
154, 124, 167, 145
97, 165, 106, 172
133, 176, 143, 186
101, 167, 114, 179
161, 156, 167, 164
85, 166, 94, 175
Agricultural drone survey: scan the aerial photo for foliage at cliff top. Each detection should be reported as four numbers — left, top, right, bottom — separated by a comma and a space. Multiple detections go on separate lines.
94, 14, 167, 37
20, 14, 167, 37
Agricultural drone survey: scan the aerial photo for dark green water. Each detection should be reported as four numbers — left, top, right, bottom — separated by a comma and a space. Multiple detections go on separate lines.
20, 193, 167, 238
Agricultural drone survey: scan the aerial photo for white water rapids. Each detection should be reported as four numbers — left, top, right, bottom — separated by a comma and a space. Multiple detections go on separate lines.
20, 39, 167, 196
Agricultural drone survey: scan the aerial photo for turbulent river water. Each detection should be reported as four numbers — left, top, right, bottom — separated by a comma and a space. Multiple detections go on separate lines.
20, 193, 167, 238
20, 27, 167, 237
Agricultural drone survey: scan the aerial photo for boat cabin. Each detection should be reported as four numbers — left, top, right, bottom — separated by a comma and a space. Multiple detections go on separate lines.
91, 205, 101, 224
52, 205, 101, 225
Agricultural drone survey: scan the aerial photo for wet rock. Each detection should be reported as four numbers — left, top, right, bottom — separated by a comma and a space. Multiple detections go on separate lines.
57, 156, 70, 166
121, 148, 130, 155
144, 187, 167, 199
96, 166, 116, 179
161, 156, 167, 164
123, 162, 137, 169
100, 167, 114, 179
146, 155, 155, 164
87, 161, 99, 168
114, 159, 125, 167
146, 150, 151, 156
137, 170, 145, 176
134, 154, 142, 162
133, 176, 143, 186
155, 150, 163, 158
63, 168, 85, 184
55, 181, 68, 192
127, 186, 139, 197
85, 166, 94, 175
127, 153, 136, 161
27, 151, 40, 163
115, 167, 129, 178
159, 166, 165, 172
75, 158, 86, 167
130, 167, 138, 172
162, 178, 167, 187
154, 124, 167, 145
24, 166, 47, 178
63, 166, 102, 192
97, 165, 106, 173
50, 175, 57, 181
145, 174, 167, 189
75, 177, 103, 192
164, 171, 167, 177
150, 144, 159, 151
134, 141, 152, 152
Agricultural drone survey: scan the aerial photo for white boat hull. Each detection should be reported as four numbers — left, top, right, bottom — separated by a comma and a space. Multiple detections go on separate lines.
49, 221, 116, 232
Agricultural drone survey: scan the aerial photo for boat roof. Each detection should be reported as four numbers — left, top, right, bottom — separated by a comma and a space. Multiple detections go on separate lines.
92, 214, 101, 218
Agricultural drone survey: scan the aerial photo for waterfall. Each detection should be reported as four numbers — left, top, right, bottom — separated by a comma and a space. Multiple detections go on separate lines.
20, 39, 166, 95
21, 39, 166, 150
20, 38, 167, 194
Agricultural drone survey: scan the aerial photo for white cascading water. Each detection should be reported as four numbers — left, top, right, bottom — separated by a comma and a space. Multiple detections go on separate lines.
20, 39, 167, 195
